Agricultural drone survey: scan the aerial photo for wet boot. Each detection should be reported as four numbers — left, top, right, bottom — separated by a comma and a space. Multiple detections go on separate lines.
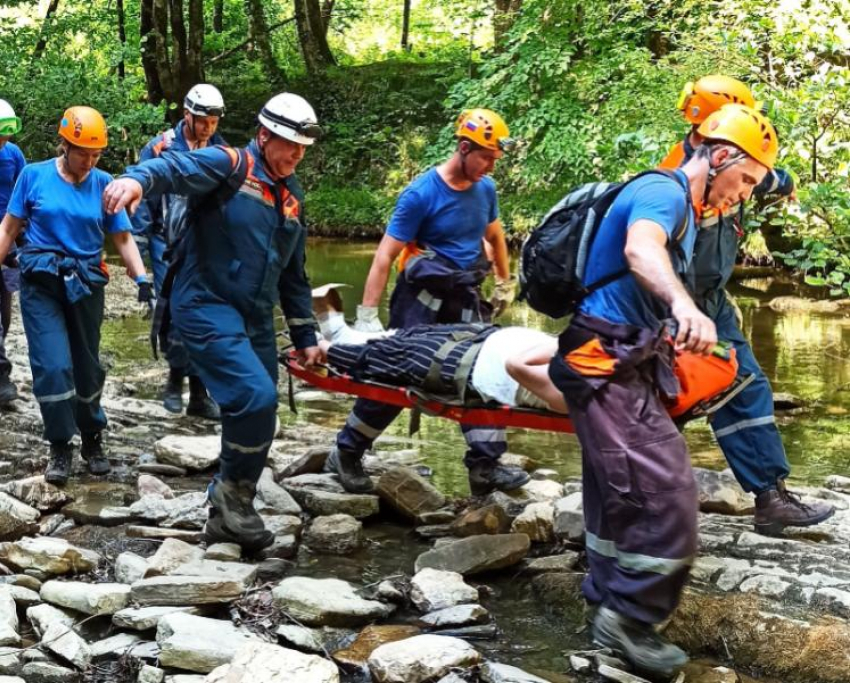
592, 606, 688, 677
80, 431, 110, 475
45, 442, 74, 486
186, 376, 220, 421
467, 462, 530, 496
205, 479, 274, 553
162, 368, 185, 414
754, 479, 835, 536
0, 374, 18, 407
324, 447, 375, 493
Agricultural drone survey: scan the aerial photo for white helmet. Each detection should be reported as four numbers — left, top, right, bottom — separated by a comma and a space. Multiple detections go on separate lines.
0, 99, 21, 136
184, 84, 225, 117
258, 93, 320, 146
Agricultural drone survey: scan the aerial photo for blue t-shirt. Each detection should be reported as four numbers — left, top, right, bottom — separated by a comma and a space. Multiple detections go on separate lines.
8, 159, 131, 259
386, 167, 498, 269
0, 142, 26, 219
579, 171, 696, 329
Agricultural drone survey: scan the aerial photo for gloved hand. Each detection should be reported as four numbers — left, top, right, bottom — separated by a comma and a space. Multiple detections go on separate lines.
2, 253, 18, 269
490, 276, 516, 319
353, 305, 385, 332
136, 278, 156, 318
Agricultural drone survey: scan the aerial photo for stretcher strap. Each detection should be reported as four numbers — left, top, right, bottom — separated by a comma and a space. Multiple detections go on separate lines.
282, 353, 576, 434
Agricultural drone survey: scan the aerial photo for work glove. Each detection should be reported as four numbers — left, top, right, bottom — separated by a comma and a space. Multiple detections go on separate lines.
489, 276, 516, 319
353, 305, 385, 333
136, 278, 156, 318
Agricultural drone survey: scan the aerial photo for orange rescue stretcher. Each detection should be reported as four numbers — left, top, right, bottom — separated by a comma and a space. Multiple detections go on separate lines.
282, 346, 753, 434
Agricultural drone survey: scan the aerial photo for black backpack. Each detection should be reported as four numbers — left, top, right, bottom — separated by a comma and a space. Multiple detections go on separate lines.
517, 170, 690, 318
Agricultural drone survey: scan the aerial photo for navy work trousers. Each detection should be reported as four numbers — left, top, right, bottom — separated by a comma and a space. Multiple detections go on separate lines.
705, 293, 790, 493
567, 372, 698, 625
20, 273, 107, 443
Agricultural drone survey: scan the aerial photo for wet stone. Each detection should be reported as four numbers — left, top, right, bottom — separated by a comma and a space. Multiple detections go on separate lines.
156, 612, 258, 673
376, 468, 447, 522
410, 568, 478, 612
0, 538, 101, 576
281, 474, 345, 494
420, 604, 489, 628
304, 514, 363, 555
450, 505, 511, 537
332, 624, 420, 669
414, 534, 531, 576
286, 488, 379, 519
479, 661, 554, 682
598, 664, 652, 683
523, 553, 580, 574
511, 502, 555, 543
258, 535, 299, 561
129, 492, 207, 530
0, 476, 72, 513
276, 624, 354, 653
205, 640, 340, 683
138, 475, 173, 500
64, 504, 136, 527
368, 634, 481, 683
272, 577, 394, 627
137, 464, 187, 478
260, 514, 303, 537
40, 581, 130, 616
275, 447, 331, 479
132, 575, 247, 606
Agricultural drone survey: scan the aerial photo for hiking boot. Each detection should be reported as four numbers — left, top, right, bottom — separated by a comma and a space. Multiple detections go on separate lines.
754, 479, 835, 536
468, 462, 530, 496
45, 442, 74, 486
324, 447, 374, 493
80, 431, 110, 475
0, 375, 18, 406
186, 376, 220, 421
205, 479, 274, 553
592, 606, 688, 677
162, 368, 185, 414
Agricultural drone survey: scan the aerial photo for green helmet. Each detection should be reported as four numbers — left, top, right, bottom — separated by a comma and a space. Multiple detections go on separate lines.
0, 99, 21, 137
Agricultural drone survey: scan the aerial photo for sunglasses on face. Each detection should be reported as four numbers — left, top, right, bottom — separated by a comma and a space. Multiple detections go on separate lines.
0, 117, 22, 137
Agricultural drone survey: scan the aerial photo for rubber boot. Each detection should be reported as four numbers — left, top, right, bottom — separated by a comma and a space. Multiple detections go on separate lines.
324, 447, 374, 493
205, 479, 274, 553
592, 606, 688, 677
754, 479, 835, 536
0, 374, 17, 407
45, 442, 74, 486
467, 462, 530, 496
186, 376, 221, 421
162, 368, 185, 414
80, 431, 110, 475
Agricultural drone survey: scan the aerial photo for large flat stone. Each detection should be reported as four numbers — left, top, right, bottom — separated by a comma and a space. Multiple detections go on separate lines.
113, 605, 202, 631
414, 534, 530, 576
131, 575, 245, 606
153, 435, 219, 471
419, 604, 489, 628
144, 539, 205, 577
40, 581, 130, 616
205, 641, 340, 683
694, 468, 754, 515
272, 577, 394, 627
368, 634, 480, 683
41, 621, 91, 670
0, 493, 40, 541
129, 493, 207, 530
0, 537, 99, 576
376, 468, 446, 522
168, 560, 257, 589
410, 569, 478, 612
284, 488, 379, 519
0, 477, 72, 513
332, 625, 420, 668
156, 613, 258, 673
303, 514, 363, 555
126, 526, 202, 543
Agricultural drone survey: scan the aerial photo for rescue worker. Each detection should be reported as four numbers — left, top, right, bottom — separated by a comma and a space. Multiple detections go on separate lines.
662, 76, 834, 535
329, 109, 528, 497
102, 93, 321, 552
0, 99, 25, 407
131, 84, 225, 419
0, 106, 150, 484
548, 105, 778, 676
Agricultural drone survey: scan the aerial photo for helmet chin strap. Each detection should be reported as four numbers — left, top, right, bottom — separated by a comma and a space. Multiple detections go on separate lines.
459, 142, 475, 182
703, 150, 745, 207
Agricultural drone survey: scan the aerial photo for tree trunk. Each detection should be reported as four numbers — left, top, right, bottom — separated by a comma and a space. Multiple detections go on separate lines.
117, 0, 127, 79
244, 0, 286, 87
31, 0, 61, 62
213, 0, 224, 33
140, 0, 166, 103
294, 0, 336, 74
493, 0, 521, 47
321, 0, 334, 36
401, 0, 411, 51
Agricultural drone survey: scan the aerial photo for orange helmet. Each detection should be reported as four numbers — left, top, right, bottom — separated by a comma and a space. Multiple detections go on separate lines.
698, 104, 778, 169
58, 106, 108, 149
677, 75, 758, 125
454, 108, 514, 152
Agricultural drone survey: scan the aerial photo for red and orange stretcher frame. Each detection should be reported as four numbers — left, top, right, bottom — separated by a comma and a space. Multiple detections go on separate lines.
282, 353, 577, 433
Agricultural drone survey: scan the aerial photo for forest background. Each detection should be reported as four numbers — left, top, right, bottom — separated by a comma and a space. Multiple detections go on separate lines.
1, 0, 848, 293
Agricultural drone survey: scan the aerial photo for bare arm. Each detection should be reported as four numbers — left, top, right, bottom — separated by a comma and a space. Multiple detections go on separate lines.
484, 219, 510, 281
361, 234, 407, 307
625, 220, 716, 353
0, 214, 25, 264
505, 339, 567, 413
110, 231, 147, 281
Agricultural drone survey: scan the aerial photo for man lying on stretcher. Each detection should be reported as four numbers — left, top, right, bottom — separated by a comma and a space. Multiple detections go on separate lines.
313, 284, 743, 421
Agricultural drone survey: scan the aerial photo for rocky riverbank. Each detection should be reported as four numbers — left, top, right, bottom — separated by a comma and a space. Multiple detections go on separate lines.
0, 274, 848, 683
